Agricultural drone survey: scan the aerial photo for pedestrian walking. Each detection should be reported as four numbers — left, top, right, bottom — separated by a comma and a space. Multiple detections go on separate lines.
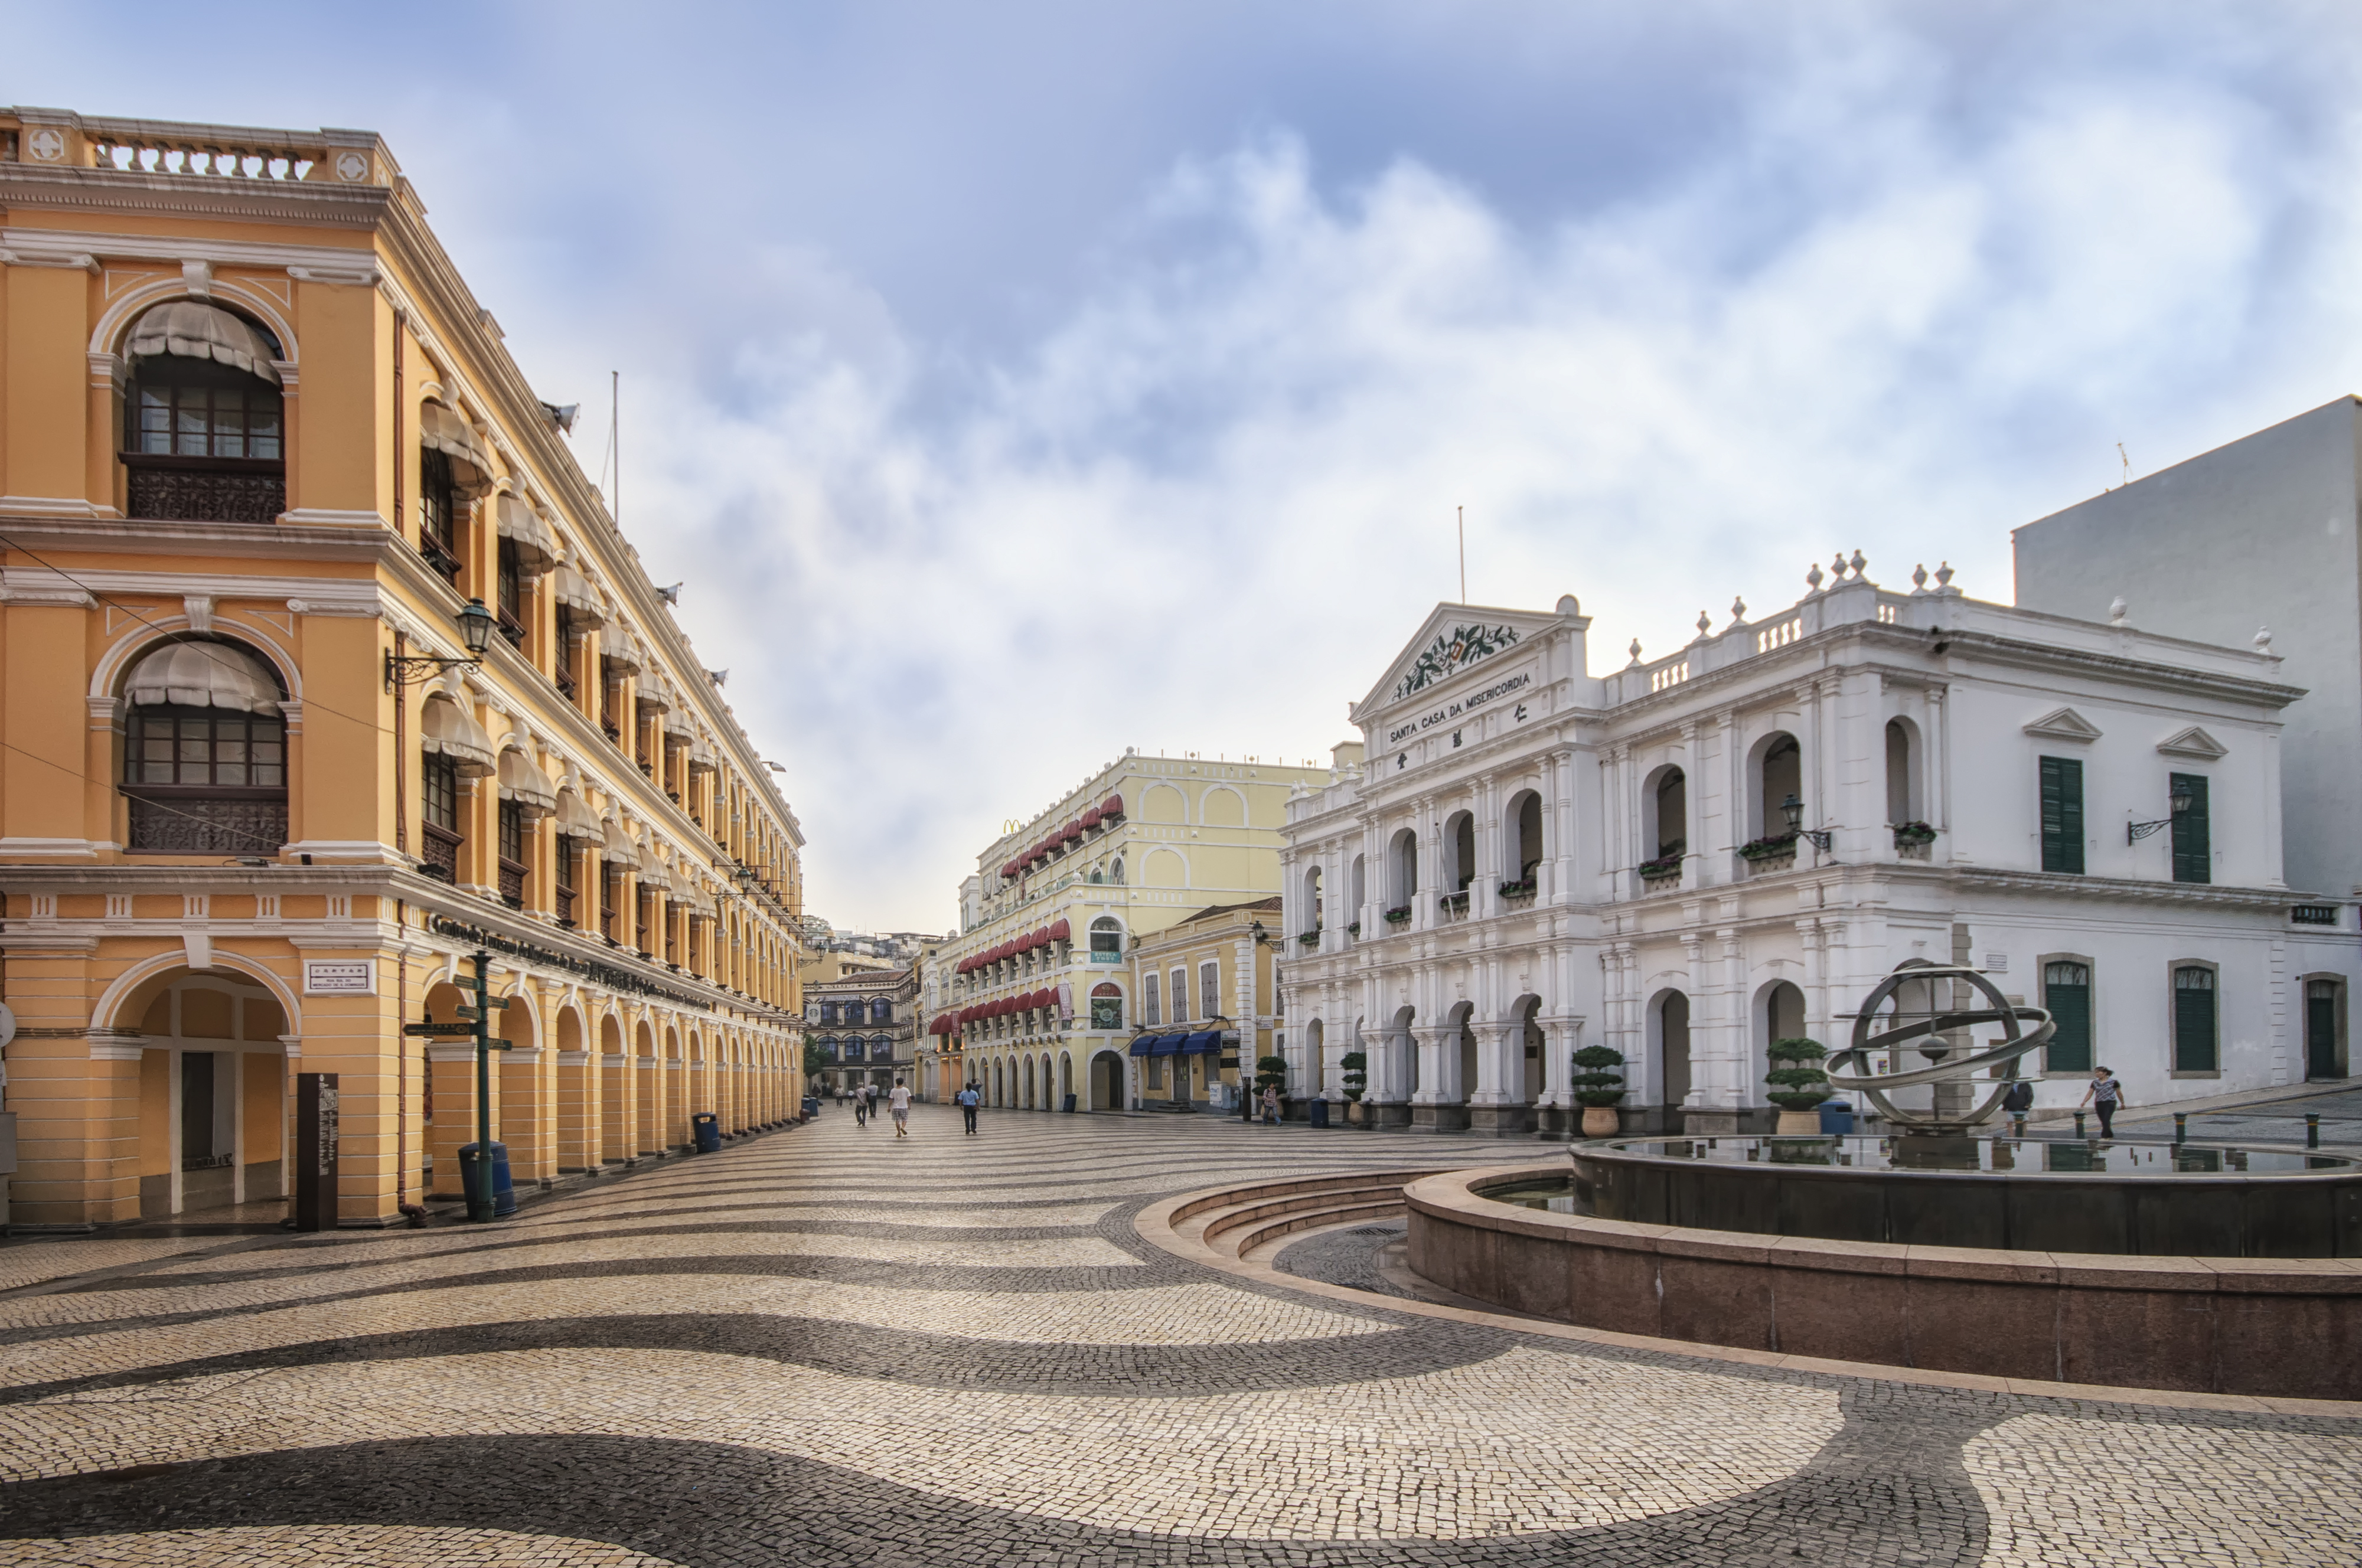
2078, 1065, 2125, 1137
957, 1081, 980, 1135
889, 1077, 912, 1138
1260, 1083, 1281, 1125
854, 1088, 866, 1127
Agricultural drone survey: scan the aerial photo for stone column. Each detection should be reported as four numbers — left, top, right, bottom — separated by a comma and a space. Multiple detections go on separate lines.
1539, 1015, 1583, 1138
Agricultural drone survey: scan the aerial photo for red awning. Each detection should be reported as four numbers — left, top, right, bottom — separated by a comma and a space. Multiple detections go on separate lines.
1102, 793, 1124, 816
1081, 808, 1102, 829
1038, 988, 1057, 1009
1048, 917, 1071, 941
1032, 927, 1050, 949
1062, 820, 1082, 841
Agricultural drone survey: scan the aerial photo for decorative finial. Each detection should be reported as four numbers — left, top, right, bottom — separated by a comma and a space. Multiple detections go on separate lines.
1911, 563, 1928, 590
2255, 625, 2275, 655
2108, 595, 2128, 627
1627, 637, 1643, 666
1730, 596, 1747, 623
1806, 562, 1824, 592
1849, 549, 1867, 576
1934, 561, 1954, 590
1696, 610, 1713, 639
1831, 552, 1848, 580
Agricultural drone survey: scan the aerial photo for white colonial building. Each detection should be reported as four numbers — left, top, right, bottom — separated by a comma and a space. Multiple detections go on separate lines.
1277, 560, 2361, 1136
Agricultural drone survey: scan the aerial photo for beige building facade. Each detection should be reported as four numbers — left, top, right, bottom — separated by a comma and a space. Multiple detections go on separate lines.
918, 750, 1331, 1112
0, 106, 805, 1228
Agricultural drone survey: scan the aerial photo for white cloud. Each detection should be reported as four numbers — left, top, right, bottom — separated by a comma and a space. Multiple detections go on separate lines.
499, 22, 2362, 931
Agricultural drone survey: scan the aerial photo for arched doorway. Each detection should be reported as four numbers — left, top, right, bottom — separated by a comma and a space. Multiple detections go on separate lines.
1653, 991, 1691, 1119
129, 968, 291, 1219
1091, 1049, 1127, 1110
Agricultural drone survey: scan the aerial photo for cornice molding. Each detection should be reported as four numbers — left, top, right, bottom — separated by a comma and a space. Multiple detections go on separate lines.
0, 166, 391, 229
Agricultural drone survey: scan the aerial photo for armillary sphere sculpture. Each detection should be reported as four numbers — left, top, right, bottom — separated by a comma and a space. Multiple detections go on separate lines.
1826, 963, 2054, 1133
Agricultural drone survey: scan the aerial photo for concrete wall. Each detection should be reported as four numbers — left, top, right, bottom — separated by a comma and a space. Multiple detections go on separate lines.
2013, 398, 2362, 896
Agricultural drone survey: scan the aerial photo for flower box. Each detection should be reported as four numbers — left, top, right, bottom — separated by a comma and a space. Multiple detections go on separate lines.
1382, 907, 1411, 925
1738, 832, 1801, 861
1296, 930, 1322, 946
1499, 878, 1536, 900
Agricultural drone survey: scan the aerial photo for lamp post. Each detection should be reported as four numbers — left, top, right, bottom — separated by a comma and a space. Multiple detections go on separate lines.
398, 947, 508, 1222
2127, 777, 2196, 844
384, 598, 499, 690
1779, 793, 1835, 856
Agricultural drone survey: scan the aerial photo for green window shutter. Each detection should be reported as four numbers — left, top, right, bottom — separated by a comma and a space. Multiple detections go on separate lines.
2040, 757, 2084, 874
2170, 773, 2211, 884
2044, 961, 2092, 1073
2174, 968, 2217, 1072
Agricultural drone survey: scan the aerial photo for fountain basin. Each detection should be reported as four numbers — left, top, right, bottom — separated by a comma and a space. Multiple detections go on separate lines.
1571, 1136, 2362, 1258
1403, 1163, 2362, 1400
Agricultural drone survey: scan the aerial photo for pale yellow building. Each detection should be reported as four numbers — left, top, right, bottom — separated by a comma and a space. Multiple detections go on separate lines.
0, 106, 804, 1228
1126, 896, 1283, 1112
921, 749, 1332, 1112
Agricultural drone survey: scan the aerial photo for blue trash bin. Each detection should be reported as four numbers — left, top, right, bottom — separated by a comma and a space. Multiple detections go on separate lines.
1816, 1100, 1855, 1136
691, 1112, 722, 1153
801, 1096, 820, 1119
458, 1141, 517, 1218
1309, 1097, 1331, 1128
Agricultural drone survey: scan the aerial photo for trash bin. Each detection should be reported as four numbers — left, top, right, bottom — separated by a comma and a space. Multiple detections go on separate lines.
458, 1141, 516, 1219
691, 1112, 722, 1153
1062, 1093, 1077, 1113
801, 1096, 820, 1119
1817, 1100, 1855, 1136
1308, 1097, 1330, 1128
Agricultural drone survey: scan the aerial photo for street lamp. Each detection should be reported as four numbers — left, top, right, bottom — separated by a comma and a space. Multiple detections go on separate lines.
1780, 793, 1834, 854
384, 598, 500, 689
2128, 776, 2196, 843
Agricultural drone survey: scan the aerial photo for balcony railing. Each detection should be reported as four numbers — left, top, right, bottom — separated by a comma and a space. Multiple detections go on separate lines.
124, 789, 285, 855
419, 822, 462, 883
122, 455, 283, 525
498, 855, 527, 910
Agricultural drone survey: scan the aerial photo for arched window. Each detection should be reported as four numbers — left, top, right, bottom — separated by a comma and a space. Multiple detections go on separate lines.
1301, 864, 1323, 936
1755, 733, 1802, 842
817, 1036, 839, 1060
1090, 981, 1124, 1031
1089, 917, 1123, 961
1349, 853, 1366, 923
1446, 811, 1475, 893
1646, 766, 1686, 865
121, 301, 285, 524
869, 997, 892, 1024
1506, 790, 1544, 883
1108, 855, 1125, 885
1388, 826, 1419, 913
843, 1038, 866, 1063
1885, 719, 1920, 824
120, 639, 288, 855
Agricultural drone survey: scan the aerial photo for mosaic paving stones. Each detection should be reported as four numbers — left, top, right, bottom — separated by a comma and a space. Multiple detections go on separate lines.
1, 1104, 2357, 1565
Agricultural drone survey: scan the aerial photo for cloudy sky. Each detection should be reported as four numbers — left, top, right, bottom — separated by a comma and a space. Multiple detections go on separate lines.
18, 3, 2362, 932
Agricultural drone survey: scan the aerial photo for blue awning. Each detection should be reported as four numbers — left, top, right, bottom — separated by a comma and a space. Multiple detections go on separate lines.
1128, 1035, 1157, 1057
1179, 1031, 1222, 1054
1149, 1033, 1185, 1056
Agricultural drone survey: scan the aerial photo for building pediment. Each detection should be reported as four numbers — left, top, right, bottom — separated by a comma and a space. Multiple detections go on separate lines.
2023, 707, 2102, 743
2157, 725, 2229, 760
1356, 603, 1564, 720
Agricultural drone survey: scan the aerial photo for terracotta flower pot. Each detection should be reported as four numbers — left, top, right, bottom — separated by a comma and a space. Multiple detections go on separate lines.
1581, 1105, 1622, 1137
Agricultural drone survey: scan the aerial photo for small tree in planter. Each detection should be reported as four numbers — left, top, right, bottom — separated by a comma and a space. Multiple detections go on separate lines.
1766, 1037, 1833, 1133
1339, 1050, 1368, 1125
1570, 1044, 1627, 1136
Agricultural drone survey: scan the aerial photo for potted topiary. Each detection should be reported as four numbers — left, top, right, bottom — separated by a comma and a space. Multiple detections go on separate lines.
1339, 1050, 1368, 1125
1766, 1037, 1833, 1133
1570, 1044, 1627, 1136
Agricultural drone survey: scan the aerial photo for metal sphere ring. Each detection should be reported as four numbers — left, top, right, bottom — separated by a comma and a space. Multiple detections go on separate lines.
1826, 963, 2056, 1132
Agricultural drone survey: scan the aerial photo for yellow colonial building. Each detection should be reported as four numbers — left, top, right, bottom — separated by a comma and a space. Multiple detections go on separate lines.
0, 106, 804, 1229
917, 749, 1333, 1113
1125, 896, 1283, 1113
